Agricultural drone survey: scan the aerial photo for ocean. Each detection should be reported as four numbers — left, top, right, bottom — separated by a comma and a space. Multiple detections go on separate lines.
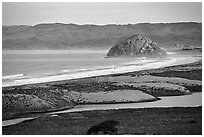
2, 50, 148, 80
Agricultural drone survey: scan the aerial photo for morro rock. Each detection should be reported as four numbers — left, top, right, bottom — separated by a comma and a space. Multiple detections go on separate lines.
107, 34, 167, 57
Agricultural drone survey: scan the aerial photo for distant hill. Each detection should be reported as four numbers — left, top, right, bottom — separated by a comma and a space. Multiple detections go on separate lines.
2, 22, 202, 50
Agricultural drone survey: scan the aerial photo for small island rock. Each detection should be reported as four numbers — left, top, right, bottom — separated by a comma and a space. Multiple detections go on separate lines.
107, 34, 167, 57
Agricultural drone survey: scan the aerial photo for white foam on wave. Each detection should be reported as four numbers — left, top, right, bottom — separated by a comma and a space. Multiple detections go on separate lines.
137, 57, 146, 59
2, 74, 24, 79
76, 68, 88, 71
167, 52, 176, 55
75, 66, 115, 72
61, 69, 70, 72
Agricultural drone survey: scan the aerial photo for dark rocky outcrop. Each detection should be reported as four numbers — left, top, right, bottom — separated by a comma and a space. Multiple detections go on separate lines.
107, 34, 167, 57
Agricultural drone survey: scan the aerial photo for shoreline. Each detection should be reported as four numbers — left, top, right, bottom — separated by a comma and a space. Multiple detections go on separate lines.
2, 56, 201, 87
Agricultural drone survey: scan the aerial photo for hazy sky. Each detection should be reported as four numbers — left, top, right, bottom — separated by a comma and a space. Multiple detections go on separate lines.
2, 2, 202, 26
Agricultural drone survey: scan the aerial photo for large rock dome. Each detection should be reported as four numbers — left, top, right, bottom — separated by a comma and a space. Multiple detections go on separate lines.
107, 34, 167, 57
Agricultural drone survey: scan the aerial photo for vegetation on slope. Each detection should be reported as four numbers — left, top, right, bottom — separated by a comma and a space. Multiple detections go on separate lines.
2, 22, 201, 49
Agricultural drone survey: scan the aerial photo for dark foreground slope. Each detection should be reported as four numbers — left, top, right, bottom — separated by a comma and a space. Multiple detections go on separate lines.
3, 107, 202, 135
2, 22, 201, 49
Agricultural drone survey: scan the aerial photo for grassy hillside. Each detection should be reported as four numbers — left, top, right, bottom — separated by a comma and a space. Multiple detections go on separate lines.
3, 107, 202, 135
2, 22, 201, 50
